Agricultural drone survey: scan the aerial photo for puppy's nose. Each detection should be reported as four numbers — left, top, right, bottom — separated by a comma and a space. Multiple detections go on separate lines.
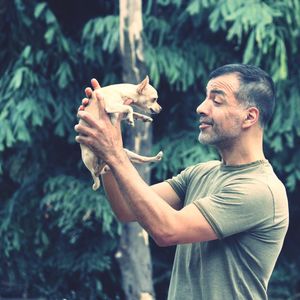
150, 104, 162, 114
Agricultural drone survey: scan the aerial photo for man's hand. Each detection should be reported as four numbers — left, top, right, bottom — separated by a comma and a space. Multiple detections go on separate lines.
78, 78, 101, 111
74, 79, 126, 165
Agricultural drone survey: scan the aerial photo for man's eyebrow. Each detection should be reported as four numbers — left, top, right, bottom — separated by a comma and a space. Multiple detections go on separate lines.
209, 89, 226, 96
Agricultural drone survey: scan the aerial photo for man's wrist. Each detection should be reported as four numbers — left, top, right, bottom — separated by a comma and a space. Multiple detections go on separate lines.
105, 149, 129, 169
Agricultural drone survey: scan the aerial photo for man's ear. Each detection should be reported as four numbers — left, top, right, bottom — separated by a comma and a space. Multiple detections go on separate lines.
137, 75, 149, 94
242, 107, 260, 128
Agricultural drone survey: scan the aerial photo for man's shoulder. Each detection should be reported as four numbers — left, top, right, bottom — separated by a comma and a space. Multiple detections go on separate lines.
191, 160, 221, 172
247, 161, 288, 203
185, 160, 221, 180
222, 163, 289, 224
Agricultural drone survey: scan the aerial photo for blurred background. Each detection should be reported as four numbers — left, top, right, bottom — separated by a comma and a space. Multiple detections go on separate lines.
0, 0, 299, 299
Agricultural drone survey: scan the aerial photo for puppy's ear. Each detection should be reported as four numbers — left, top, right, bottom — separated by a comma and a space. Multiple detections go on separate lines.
137, 75, 149, 94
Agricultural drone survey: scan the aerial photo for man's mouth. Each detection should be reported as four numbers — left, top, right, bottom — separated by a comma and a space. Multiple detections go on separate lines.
199, 123, 211, 129
199, 120, 213, 129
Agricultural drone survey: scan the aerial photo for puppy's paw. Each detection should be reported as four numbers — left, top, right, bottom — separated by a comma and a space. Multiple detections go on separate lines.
100, 165, 111, 174
155, 151, 163, 161
127, 119, 135, 127
144, 116, 153, 122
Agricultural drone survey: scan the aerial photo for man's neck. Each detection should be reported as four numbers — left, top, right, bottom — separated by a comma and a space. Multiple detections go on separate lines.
218, 136, 265, 166
220, 151, 266, 166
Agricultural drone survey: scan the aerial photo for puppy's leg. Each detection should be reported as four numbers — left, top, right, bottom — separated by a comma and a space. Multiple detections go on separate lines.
124, 148, 163, 163
105, 104, 134, 126
133, 112, 153, 123
80, 144, 101, 190
109, 112, 119, 125
100, 149, 163, 174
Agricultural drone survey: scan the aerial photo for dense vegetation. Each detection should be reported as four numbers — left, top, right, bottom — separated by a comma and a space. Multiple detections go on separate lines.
0, 0, 299, 299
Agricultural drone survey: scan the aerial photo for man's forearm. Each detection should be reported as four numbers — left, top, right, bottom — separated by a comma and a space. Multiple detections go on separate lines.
101, 171, 136, 222
108, 152, 178, 246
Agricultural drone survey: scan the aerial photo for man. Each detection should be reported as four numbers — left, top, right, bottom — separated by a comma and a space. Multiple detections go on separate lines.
75, 64, 289, 300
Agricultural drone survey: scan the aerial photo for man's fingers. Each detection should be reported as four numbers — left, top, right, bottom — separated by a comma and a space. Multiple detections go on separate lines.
75, 135, 94, 148
82, 98, 89, 106
75, 135, 86, 144
85, 87, 93, 98
77, 110, 101, 130
83, 78, 101, 112
74, 122, 94, 137
78, 98, 90, 111
94, 91, 122, 132
91, 78, 101, 90
95, 90, 109, 120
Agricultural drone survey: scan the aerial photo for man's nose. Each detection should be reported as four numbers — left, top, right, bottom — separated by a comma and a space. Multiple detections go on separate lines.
196, 99, 209, 115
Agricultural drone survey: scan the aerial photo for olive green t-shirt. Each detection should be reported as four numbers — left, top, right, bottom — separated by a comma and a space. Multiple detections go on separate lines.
166, 160, 289, 300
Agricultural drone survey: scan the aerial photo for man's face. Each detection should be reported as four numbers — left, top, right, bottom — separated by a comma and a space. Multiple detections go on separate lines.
196, 73, 247, 148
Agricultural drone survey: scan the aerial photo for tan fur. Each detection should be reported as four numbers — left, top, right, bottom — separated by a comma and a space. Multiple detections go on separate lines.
79, 76, 163, 190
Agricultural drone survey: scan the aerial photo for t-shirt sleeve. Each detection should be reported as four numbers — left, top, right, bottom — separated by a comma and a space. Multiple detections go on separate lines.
193, 179, 275, 239
165, 165, 196, 200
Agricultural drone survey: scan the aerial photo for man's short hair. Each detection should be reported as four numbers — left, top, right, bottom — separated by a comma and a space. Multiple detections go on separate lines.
208, 64, 275, 127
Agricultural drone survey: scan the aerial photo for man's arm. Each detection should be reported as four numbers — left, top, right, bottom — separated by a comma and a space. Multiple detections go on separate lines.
101, 171, 135, 222
75, 84, 217, 246
104, 152, 217, 246
102, 170, 183, 223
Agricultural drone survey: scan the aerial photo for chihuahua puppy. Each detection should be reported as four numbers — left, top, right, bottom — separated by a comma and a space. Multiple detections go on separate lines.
79, 76, 163, 190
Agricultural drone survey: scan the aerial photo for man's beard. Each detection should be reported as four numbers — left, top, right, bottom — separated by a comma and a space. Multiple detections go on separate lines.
198, 124, 240, 149
198, 129, 226, 146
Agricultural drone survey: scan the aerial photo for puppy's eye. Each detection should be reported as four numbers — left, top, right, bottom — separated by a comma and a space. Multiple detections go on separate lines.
152, 98, 157, 102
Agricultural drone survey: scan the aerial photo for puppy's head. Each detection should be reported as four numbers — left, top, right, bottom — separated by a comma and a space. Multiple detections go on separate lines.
135, 76, 162, 114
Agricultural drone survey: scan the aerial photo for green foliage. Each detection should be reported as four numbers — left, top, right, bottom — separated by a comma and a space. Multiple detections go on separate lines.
0, 1, 121, 298
41, 175, 120, 238
0, 171, 120, 298
1, 0, 300, 298
81, 15, 121, 85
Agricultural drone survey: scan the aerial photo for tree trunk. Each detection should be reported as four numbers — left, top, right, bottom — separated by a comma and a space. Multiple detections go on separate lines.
116, 1, 156, 300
